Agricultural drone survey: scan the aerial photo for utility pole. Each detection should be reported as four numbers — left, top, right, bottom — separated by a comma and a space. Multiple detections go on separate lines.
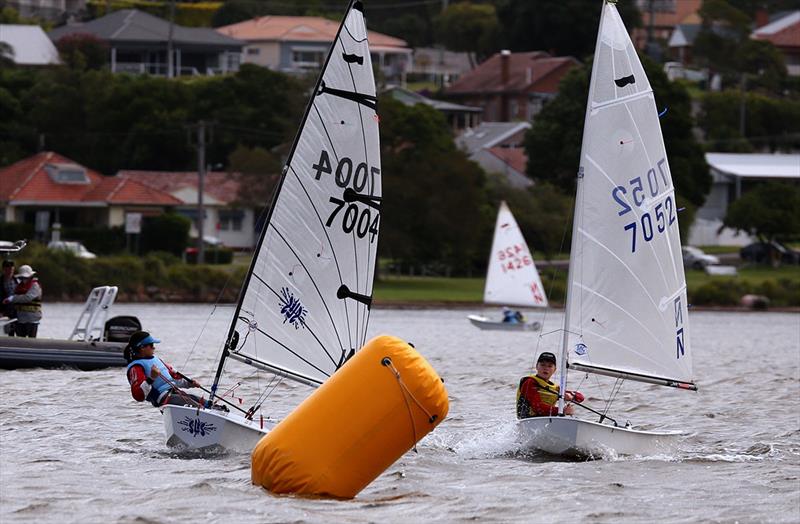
167, 0, 176, 78
197, 121, 206, 265
739, 73, 747, 138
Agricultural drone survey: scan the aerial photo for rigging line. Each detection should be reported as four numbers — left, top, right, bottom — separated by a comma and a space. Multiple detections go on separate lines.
288, 166, 352, 351
250, 269, 342, 368
312, 103, 341, 165
250, 321, 332, 380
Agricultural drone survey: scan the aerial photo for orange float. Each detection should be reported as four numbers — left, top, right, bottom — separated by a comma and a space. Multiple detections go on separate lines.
251, 335, 449, 498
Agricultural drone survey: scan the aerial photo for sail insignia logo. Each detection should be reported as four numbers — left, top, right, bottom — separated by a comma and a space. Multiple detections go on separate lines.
177, 416, 217, 437
279, 287, 308, 329
575, 343, 588, 356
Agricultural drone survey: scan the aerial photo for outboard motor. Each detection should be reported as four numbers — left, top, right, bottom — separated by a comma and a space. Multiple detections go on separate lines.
104, 315, 142, 343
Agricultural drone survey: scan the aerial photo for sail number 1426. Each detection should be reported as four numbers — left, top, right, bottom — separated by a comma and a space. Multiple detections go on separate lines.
610, 157, 675, 253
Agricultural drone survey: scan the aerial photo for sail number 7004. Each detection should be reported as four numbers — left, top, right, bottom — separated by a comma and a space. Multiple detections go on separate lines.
312, 150, 379, 242
609, 157, 675, 253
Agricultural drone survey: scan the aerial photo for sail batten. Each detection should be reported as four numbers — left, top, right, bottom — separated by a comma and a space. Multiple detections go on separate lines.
210, 0, 380, 394
564, 2, 694, 389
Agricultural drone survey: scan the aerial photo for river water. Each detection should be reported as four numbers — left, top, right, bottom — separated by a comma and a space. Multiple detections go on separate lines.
0, 304, 798, 523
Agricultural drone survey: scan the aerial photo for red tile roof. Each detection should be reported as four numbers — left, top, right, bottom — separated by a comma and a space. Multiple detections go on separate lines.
0, 151, 181, 205
488, 147, 527, 174
752, 11, 800, 49
118, 171, 243, 205
217, 15, 407, 49
446, 51, 579, 95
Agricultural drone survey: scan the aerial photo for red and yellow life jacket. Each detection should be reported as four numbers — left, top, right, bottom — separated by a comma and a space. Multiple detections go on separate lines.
516, 374, 560, 418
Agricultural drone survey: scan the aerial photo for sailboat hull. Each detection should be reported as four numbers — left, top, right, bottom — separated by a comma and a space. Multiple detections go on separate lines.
161, 405, 274, 453
467, 315, 541, 331
517, 416, 682, 458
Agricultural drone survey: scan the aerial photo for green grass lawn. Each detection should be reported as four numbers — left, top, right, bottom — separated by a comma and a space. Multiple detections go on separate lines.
374, 276, 484, 303
684, 264, 800, 286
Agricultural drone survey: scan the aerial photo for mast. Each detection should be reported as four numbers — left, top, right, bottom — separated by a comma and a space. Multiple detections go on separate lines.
208, 0, 364, 404
557, 1, 609, 415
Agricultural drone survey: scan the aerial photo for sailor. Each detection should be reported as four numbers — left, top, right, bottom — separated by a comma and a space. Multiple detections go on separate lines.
502, 307, 518, 323
516, 351, 584, 418
125, 331, 203, 408
3, 264, 42, 338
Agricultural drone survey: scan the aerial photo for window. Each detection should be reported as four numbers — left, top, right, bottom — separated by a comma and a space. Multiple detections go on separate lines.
291, 49, 326, 69
246, 47, 260, 55
218, 210, 244, 231
45, 163, 89, 184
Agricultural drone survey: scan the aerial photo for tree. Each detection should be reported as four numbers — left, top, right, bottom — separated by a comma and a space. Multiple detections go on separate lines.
723, 182, 800, 241
378, 97, 492, 274
228, 144, 282, 209
495, 0, 641, 59
56, 34, 109, 71
434, 2, 499, 66
525, 55, 710, 208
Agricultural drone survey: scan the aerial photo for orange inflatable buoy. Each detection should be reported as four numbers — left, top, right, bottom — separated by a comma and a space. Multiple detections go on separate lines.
251, 334, 449, 498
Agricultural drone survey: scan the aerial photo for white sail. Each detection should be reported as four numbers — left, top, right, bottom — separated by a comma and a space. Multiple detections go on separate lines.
483, 201, 548, 308
564, 2, 694, 387
215, 0, 380, 389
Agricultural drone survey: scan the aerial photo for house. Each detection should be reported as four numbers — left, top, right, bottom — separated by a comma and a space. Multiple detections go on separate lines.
752, 11, 800, 77
383, 85, 483, 132
5, 0, 86, 22
216, 16, 411, 82
688, 152, 800, 246
633, 0, 702, 53
0, 151, 181, 240
0, 24, 61, 66
443, 51, 578, 122
117, 171, 256, 250
667, 22, 701, 65
456, 122, 532, 189
409, 47, 473, 88
48, 9, 244, 77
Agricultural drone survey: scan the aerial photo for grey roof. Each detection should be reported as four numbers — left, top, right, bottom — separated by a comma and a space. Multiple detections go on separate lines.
49, 9, 242, 49
0, 24, 60, 65
385, 86, 482, 113
456, 122, 531, 155
706, 153, 800, 179
668, 24, 700, 47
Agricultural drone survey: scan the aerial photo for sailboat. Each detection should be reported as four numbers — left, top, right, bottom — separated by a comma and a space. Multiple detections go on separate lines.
517, 0, 697, 457
161, 0, 381, 452
468, 201, 548, 331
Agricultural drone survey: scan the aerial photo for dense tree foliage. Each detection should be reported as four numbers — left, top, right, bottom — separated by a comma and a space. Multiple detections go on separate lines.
434, 2, 499, 66
378, 97, 493, 274
724, 182, 800, 241
699, 90, 800, 152
525, 55, 710, 208
55, 34, 109, 71
0, 64, 307, 173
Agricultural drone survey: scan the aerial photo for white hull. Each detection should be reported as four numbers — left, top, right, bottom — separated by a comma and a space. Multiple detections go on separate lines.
162, 404, 275, 453
467, 315, 541, 332
517, 416, 682, 458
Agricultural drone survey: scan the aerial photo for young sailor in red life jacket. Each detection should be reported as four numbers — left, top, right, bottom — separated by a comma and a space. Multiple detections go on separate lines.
125, 331, 203, 408
516, 351, 585, 418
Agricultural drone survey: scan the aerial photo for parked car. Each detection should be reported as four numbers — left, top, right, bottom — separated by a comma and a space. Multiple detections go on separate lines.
682, 246, 720, 270
47, 240, 97, 259
740, 241, 800, 265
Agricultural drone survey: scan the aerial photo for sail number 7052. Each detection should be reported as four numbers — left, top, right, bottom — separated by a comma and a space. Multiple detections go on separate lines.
609, 157, 675, 253
312, 150, 379, 242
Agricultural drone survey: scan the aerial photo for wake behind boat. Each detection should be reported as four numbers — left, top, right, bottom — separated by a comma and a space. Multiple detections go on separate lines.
468, 201, 547, 331
517, 0, 697, 458
161, 0, 381, 451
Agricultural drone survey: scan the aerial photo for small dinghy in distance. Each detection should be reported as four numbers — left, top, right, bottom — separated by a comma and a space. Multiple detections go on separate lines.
161, 0, 383, 452
468, 201, 547, 331
517, 0, 697, 458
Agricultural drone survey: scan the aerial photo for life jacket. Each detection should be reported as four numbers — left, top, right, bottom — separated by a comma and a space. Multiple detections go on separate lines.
127, 356, 173, 406
516, 374, 560, 418
14, 278, 41, 314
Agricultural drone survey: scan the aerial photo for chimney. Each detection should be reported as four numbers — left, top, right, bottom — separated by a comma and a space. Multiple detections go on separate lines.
500, 49, 511, 85
755, 8, 769, 28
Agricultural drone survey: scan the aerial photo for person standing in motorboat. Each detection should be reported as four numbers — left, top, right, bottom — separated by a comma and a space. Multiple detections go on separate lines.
516, 351, 584, 418
2, 264, 42, 338
125, 331, 204, 408
1, 260, 18, 335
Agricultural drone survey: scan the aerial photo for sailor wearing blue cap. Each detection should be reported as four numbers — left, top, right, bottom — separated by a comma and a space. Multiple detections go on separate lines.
124, 331, 203, 407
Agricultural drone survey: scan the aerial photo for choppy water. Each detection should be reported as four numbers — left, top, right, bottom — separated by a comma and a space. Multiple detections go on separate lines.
1, 304, 798, 523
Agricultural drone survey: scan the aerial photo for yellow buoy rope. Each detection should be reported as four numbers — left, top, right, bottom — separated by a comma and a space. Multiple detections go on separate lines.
381, 357, 439, 453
